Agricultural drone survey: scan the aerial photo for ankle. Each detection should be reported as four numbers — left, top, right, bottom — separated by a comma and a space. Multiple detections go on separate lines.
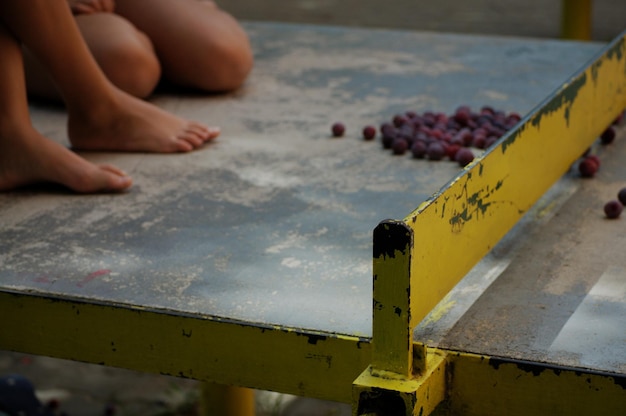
67, 88, 123, 126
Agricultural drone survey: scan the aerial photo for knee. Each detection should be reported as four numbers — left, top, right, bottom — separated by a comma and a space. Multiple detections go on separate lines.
77, 14, 162, 98
100, 32, 162, 98
190, 29, 254, 92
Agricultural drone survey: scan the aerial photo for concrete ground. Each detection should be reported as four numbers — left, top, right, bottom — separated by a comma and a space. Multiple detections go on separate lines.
1, 1, 624, 415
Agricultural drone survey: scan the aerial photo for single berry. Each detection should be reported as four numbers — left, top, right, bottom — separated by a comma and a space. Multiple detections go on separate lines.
604, 200, 623, 219
453, 110, 470, 126
445, 144, 461, 160
484, 136, 498, 148
585, 155, 601, 168
362, 125, 376, 141
480, 106, 495, 115
506, 112, 521, 123
427, 142, 445, 161
600, 126, 616, 145
455, 148, 474, 167
618, 187, 626, 206
472, 135, 487, 149
392, 138, 409, 155
411, 140, 428, 159
578, 158, 598, 178
331, 122, 345, 137
393, 114, 409, 127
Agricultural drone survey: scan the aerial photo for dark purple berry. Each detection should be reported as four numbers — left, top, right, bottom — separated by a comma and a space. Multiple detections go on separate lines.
472, 135, 487, 149
586, 155, 601, 168
427, 142, 445, 161
480, 106, 495, 115
411, 140, 427, 159
618, 188, 626, 206
484, 136, 498, 148
453, 110, 470, 126
392, 138, 409, 155
600, 126, 616, 145
578, 158, 598, 178
362, 125, 376, 141
445, 144, 461, 160
506, 112, 521, 123
604, 200, 623, 219
393, 115, 409, 127
455, 147, 474, 167
331, 122, 345, 137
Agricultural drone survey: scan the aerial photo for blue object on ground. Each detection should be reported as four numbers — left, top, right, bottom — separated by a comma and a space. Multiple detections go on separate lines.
0, 374, 53, 416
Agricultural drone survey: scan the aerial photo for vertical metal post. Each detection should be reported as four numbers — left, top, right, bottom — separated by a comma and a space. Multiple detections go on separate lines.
561, 0, 592, 40
198, 382, 255, 416
371, 220, 417, 376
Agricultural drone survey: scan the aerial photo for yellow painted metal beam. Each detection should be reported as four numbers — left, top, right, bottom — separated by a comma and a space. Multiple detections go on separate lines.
446, 351, 626, 415
0, 290, 370, 404
371, 221, 415, 377
561, 0, 592, 40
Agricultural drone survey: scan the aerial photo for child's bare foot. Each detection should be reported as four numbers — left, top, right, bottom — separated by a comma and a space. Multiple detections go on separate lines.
68, 90, 220, 153
0, 123, 132, 193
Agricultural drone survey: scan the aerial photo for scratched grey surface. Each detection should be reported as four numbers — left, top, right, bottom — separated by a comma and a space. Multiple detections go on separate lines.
0, 23, 605, 338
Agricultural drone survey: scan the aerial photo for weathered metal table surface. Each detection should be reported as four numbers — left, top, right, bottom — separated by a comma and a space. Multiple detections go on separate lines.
0, 23, 618, 376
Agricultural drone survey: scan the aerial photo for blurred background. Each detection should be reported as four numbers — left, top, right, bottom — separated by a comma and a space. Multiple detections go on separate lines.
221, 0, 625, 41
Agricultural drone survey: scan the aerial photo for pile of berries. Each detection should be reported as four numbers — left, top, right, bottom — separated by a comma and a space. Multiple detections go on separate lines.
332, 108, 626, 219
332, 105, 522, 167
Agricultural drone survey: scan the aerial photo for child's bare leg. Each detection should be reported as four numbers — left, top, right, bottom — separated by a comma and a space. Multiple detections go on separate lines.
1, 0, 219, 155
0, 21, 132, 193
24, 12, 161, 101
115, 0, 253, 92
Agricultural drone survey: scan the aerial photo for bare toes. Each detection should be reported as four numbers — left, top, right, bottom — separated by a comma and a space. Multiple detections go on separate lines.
174, 138, 195, 153
182, 134, 205, 149
187, 123, 220, 142
206, 126, 221, 140
74, 165, 132, 193
100, 164, 128, 177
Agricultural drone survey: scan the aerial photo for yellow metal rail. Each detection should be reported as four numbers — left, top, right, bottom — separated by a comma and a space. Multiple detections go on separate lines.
0, 290, 370, 404
446, 352, 626, 416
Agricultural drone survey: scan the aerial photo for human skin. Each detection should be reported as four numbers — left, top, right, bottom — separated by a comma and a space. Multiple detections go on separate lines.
0, 0, 220, 193
24, 0, 254, 100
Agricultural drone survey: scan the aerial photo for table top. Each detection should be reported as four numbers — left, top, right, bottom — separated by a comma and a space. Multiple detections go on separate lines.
0, 23, 613, 351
